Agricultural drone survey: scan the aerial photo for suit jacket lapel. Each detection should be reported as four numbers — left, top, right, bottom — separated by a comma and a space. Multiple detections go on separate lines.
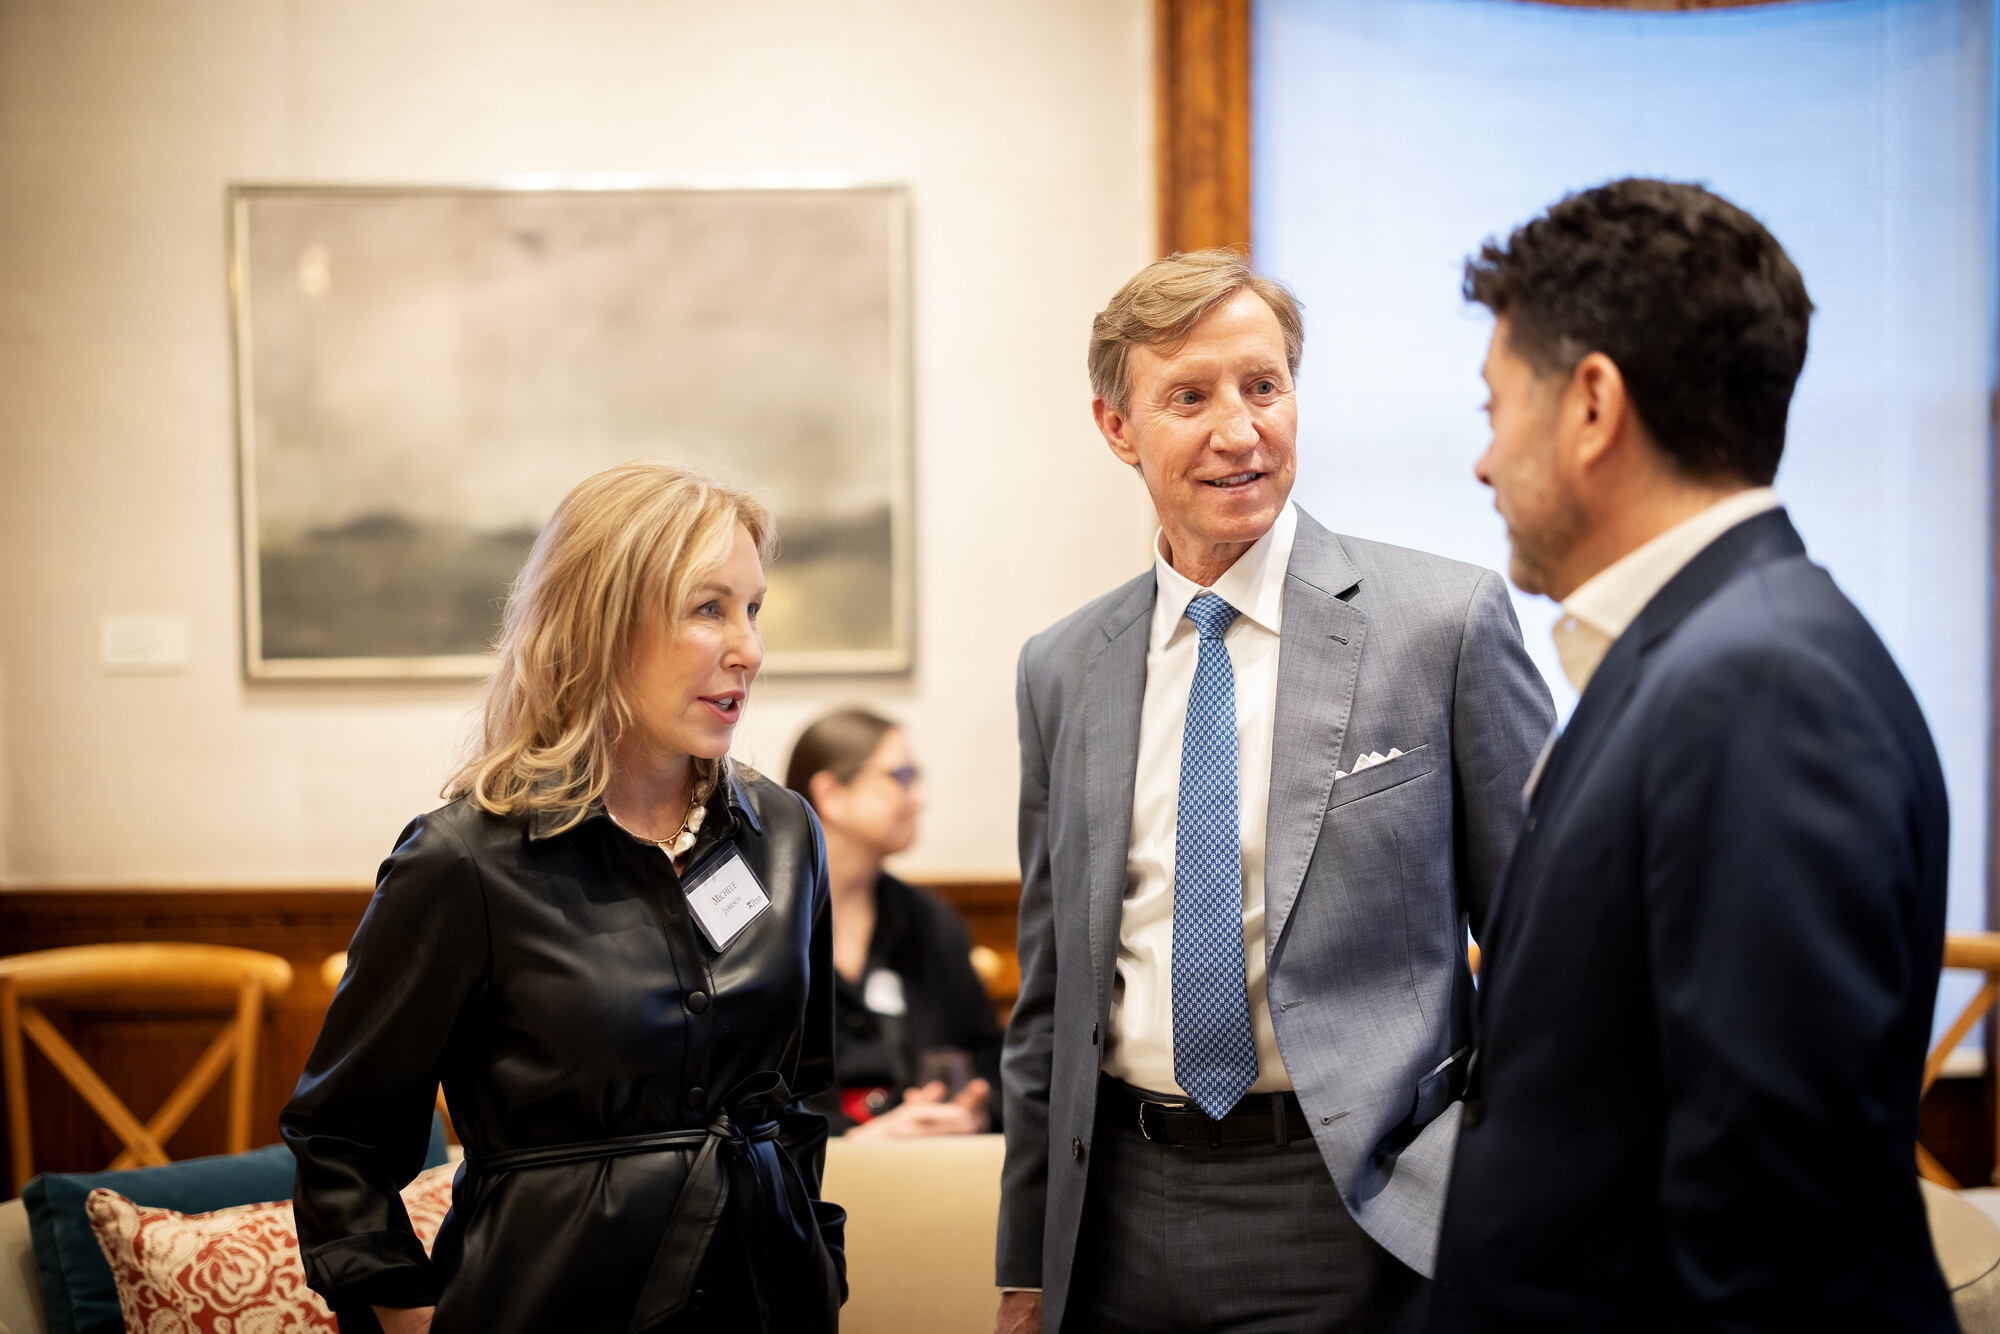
1265, 512, 1367, 952
1083, 573, 1155, 1008
1521, 620, 1642, 829
1527, 508, 1807, 827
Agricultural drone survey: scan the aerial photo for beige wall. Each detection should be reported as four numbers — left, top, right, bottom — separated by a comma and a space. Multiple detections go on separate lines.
0, 0, 1158, 885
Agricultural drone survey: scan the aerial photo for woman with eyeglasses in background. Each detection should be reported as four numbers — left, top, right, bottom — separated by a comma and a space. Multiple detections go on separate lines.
785, 709, 1002, 1138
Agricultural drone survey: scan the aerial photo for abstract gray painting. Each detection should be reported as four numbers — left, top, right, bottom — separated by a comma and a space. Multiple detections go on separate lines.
230, 184, 910, 678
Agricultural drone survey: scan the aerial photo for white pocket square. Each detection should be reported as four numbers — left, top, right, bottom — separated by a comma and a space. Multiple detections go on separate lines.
1334, 747, 1404, 781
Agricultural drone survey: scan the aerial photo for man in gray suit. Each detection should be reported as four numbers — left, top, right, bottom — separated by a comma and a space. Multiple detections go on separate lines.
995, 250, 1554, 1334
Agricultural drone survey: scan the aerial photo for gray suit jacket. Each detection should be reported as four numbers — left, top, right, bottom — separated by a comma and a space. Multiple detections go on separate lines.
997, 510, 1554, 1328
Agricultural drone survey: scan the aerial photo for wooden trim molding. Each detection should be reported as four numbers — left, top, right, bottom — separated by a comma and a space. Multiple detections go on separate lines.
1155, 0, 1252, 256
0, 878, 1022, 1184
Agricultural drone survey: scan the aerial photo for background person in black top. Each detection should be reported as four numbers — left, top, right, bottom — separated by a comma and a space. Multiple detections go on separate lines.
787, 708, 1004, 1137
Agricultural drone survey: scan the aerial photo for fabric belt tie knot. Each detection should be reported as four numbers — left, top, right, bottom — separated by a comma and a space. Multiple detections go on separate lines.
463, 1070, 835, 1334
626, 1097, 782, 1332
626, 1068, 824, 1333
1172, 592, 1259, 1121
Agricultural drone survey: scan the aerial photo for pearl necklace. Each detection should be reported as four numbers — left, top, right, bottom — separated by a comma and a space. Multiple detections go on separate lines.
615, 769, 717, 858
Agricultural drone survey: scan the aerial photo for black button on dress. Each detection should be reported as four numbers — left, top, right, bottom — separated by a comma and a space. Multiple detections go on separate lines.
282, 765, 845, 1334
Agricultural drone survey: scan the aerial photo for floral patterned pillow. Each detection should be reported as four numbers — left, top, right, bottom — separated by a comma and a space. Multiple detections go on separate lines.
85, 1162, 457, 1334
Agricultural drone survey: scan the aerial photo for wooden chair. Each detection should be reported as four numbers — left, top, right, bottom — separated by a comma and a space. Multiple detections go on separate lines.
0, 943, 293, 1192
1920, 932, 2000, 1188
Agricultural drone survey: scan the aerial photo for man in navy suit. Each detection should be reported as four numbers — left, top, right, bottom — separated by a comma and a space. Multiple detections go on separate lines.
1429, 179, 1957, 1332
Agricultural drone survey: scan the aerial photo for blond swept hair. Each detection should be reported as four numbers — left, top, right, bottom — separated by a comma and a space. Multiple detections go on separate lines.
1087, 248, 1304, 413
446, 461, 774, 835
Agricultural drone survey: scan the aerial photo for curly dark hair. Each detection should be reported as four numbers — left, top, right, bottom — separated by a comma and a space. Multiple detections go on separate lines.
1463, 179, 1813, 486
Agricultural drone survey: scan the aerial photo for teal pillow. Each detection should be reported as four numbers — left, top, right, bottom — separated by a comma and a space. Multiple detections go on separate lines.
23, 1114, 450, 1334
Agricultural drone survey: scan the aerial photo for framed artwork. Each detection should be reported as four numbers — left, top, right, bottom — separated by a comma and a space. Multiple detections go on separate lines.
229, 182, 912, 678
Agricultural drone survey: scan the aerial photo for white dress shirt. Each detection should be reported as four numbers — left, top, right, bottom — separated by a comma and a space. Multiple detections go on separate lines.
1553, 487, 1780, 692
1102, 502, 1298, 1097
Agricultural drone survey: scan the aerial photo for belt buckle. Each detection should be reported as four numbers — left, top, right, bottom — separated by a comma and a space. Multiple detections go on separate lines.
1135, 1094, 1193, 1143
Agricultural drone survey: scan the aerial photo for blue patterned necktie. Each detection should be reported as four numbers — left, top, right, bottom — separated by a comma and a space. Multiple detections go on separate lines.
1172, 592, 1259, 1120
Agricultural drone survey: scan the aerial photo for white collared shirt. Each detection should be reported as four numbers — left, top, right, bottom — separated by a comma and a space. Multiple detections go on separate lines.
1553, 487, 1781, 692
1102, 502, 1298, 1096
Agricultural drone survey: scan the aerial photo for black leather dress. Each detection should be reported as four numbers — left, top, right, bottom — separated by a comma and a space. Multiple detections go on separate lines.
282, 764, 845, 1334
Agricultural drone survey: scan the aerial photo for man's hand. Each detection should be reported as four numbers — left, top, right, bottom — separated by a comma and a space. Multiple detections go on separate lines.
846, 1079, 991, 1139
372, 1306, 434, 1334
996, 1289, 1042, 1334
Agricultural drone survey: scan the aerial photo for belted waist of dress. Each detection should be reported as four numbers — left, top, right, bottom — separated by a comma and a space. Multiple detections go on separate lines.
462, 1071, 796, 1333
465, 1122, 771, 1174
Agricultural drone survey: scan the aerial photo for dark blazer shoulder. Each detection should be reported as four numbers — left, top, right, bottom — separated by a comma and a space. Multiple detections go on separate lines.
1643, 543, 1935, 775
1631, 514, 1874, 693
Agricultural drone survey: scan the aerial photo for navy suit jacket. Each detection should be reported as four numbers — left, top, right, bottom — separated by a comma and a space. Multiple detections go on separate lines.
1430, 509, 1956, 1333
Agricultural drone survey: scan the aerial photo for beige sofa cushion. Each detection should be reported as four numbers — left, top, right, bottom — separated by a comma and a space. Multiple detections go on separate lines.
1923, 1178, 2000, 1331
4, 1145, 1981, 1334
822, 1133, 1004, 1334
0, 1198, 43, 1334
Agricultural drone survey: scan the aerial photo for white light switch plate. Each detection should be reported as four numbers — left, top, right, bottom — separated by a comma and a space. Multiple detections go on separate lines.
101, 614, 189, 673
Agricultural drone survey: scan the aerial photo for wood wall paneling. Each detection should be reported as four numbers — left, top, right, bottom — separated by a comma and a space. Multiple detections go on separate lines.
1155, 0, 1251, 256
0, 880, 1020, 1188
4, 879, 1986, 1183
930, 878, 1023, 1023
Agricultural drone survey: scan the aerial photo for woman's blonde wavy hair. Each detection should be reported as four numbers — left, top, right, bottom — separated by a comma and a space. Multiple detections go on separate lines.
446, 461, 774, 835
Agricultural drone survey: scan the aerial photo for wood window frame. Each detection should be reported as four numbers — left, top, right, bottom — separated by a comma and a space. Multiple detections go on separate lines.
1154, 0, 1251, 256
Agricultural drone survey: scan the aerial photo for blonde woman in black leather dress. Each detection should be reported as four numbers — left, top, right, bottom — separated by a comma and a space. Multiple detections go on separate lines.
283, 462, 844, 1334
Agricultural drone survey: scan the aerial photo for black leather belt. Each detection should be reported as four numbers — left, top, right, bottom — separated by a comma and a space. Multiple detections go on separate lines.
1099, 1075, 1312, 1148
463, 1072, 795, 1333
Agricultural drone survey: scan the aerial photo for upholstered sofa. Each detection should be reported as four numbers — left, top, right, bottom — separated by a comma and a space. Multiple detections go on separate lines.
3, 1135, 1996, 1333
0, 1134, 1006, 1334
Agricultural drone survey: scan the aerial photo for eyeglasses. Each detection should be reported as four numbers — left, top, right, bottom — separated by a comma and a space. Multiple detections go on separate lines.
866, 763, 921, 790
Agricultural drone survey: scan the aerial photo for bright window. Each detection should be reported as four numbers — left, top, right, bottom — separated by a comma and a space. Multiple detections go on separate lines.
1256, 0, 1995, 1040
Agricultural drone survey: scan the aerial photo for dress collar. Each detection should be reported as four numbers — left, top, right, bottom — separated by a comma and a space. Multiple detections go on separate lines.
1150, 501, 1298, 649
526, 758, 762, 842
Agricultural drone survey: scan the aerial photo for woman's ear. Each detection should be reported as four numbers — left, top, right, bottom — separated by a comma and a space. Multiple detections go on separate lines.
808, 770, 844, 823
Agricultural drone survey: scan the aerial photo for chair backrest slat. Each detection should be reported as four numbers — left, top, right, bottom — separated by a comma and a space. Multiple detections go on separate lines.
0, 943, 293, 1191
0, 943, 292, 1000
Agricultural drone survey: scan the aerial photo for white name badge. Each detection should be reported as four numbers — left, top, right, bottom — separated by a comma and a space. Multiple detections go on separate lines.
681, 851, 772, 952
